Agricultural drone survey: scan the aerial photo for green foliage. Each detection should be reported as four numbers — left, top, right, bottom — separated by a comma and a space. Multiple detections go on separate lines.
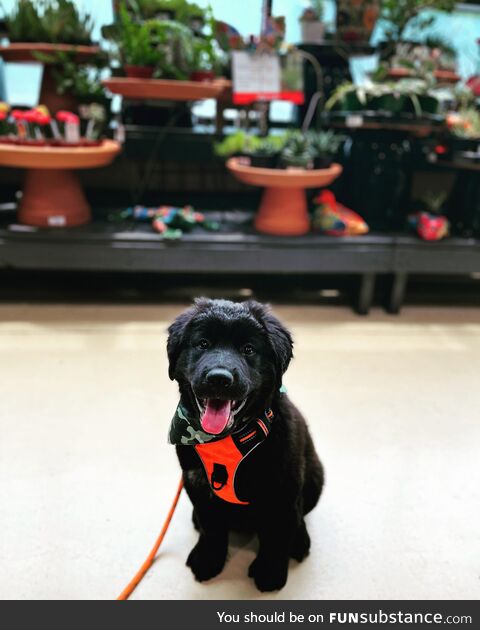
325, 79, 439, 117
127, 0, 207, 23
2, 0, 94, 45
419, 190, 447, 213
380, 0, 456, 44
34, 50, 107, 101
214, 131, 248, 157
42, 0, 94, 45
280, 131, 315, 168
306, 130, 345, 156
117, 4, 161, 66
2, 0, 48, 42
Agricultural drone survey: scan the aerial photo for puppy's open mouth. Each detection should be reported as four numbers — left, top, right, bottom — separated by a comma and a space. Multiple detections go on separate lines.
194, 396, 247, 435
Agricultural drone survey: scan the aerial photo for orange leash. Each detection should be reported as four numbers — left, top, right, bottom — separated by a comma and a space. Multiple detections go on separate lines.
117, 477, 184, 600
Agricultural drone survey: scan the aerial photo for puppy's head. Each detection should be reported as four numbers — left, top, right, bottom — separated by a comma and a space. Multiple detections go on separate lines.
167, 298, 293, 436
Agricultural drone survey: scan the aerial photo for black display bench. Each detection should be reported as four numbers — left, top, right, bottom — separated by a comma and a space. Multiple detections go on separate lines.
1, 209, 479, 315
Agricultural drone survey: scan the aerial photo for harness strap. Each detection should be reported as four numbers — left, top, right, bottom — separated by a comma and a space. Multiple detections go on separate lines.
194, 409, 274, 505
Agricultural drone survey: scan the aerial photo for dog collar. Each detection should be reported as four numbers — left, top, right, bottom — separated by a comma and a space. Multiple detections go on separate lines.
169, 405, 275, 505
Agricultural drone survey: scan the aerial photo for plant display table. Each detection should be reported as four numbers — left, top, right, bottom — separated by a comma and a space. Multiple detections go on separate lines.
226, 158, 343, 235
0, 44, 102, 113
0, 140, 120, 227
103, 78, 231, 101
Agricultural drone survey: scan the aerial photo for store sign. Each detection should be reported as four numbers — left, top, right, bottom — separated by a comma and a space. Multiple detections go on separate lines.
232, 51, 304, 106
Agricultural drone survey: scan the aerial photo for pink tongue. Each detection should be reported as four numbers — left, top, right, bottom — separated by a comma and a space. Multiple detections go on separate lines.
201, 399, 232, 434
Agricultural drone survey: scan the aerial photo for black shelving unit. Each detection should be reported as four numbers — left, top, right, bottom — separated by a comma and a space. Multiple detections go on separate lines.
1, 211, 479, 314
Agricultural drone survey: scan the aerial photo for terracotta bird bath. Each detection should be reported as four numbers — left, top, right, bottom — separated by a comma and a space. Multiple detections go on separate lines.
226, 158, 343, 236
0, 140, 121, 227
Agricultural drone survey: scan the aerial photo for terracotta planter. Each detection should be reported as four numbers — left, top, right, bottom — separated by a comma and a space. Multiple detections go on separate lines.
124, 65, 155, 79
227, 158, 343, 236
190, 70, 216, 83
0, 140, 121, 227
103, 77, 231, 101
0, 43, 101, 63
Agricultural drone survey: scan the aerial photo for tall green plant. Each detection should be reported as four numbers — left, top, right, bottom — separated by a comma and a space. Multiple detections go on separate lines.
2, 0, 94, 45
117, 4, 160, 66
380, 0, 455, 44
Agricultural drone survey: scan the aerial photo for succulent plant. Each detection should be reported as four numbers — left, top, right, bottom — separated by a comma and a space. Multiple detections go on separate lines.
280, 131, 315, 169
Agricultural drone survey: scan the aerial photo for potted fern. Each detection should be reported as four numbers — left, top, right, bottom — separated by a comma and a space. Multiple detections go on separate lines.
116, 6, 160, 78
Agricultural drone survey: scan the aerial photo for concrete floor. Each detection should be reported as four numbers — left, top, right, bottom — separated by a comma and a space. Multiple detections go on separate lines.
0, 303, 479, 600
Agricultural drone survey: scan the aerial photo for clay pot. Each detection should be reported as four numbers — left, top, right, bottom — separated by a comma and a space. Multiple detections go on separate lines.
124, 65, 155, 79
190, 70, 216, 83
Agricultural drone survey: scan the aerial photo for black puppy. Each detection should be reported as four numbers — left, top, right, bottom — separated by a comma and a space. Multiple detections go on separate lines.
167, 298, 324, 592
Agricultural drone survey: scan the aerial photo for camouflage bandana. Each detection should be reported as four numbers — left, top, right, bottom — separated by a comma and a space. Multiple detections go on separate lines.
168, 386, 287, 446
168, 401, 220, 446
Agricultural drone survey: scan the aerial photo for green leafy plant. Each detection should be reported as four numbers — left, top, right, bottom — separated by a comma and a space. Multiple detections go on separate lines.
34, 50, 107, 102
418, 190, 448, 213
325, 79, 439, 117
42, 0, 94, 45
2, 0, 94, 45
380, 0, 455, 46
2, 0, 48, 42
116, 4, 161, 67
307, 130, 345, 157
214, 131, 245, 157
126, 0, 206, 23
280, 131, 315, 168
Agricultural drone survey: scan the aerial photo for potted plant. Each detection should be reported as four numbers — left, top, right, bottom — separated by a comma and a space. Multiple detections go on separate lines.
335, 0, 380, 44
380, 0, 455, 56
2, 0, 94, 45
280, 132, 315, 170
245, 135, 287, 168
214, 131, 249, 159
116, 5, 160, 78
299, 1, 325, 44
325, 82, 373, 112
307, 130, 345, 168
190, 36, 218, 82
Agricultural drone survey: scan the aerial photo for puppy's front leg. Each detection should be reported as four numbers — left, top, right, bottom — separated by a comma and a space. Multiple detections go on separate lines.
249, 508, 298, 592
186, 500, 229, 583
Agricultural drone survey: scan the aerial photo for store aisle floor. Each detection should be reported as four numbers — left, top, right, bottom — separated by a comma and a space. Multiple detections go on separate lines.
0, 304, 478, 600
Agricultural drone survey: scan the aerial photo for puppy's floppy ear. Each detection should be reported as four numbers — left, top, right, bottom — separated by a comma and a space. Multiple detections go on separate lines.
167, 298, 212, 380
246, 300, 293, 383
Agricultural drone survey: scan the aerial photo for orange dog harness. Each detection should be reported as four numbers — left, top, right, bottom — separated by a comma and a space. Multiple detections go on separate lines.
194, 409, 274, 505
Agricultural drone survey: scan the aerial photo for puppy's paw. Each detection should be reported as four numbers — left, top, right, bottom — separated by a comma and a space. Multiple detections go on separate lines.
290, 524, 311, 562
248, 555, 288, 592
186, 538, 227, 582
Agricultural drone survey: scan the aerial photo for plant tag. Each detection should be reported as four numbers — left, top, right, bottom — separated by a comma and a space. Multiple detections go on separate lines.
346, 115, 363, 128
232, 51, 304, 105
48, 216, 67, 227
65, 122, 80, 143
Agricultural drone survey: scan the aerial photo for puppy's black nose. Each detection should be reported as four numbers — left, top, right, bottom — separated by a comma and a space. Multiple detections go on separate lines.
206, 368, 233, 388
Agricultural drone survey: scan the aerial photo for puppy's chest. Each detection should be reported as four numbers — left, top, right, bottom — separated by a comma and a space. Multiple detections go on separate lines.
190, 437, 275, 505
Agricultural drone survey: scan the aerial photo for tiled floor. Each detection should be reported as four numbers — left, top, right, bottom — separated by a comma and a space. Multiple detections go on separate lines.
0, 304, 478, 600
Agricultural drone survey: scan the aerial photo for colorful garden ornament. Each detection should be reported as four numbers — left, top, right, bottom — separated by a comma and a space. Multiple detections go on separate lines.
118, 205, 220, 239
312, 190, 369, 236
408, 212, 449, 241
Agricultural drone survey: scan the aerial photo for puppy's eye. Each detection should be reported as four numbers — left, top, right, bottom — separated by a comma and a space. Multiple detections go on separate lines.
242, 344, 255, 356
197, 338, 210, 350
